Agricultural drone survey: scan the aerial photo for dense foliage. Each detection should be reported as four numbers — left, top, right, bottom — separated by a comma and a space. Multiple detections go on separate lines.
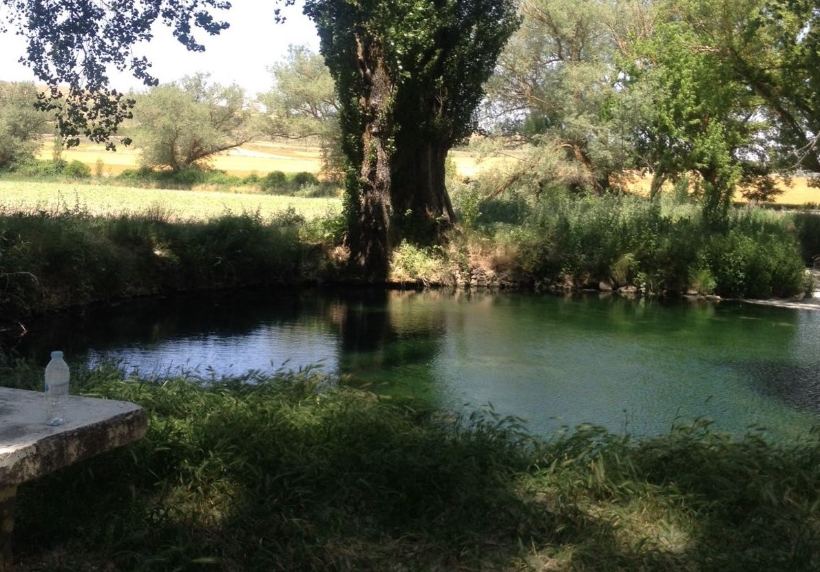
485, 0, 819, 223
131, 75, 253, 172
401, 184, 811, 298
258, 46, 343, 180
676, 0, 820, 173
0, 82, 48, 169
0, 207, 309, 318
0, 0, 239, 148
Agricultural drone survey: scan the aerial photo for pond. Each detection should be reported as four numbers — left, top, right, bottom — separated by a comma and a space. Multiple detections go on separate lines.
15, 289, 820, 439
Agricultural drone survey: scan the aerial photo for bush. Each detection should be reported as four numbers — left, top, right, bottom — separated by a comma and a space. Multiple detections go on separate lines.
10, 159, 66, 178
63, 160, 91, 179
117, 167, 209, 187
504, 191, 806, 296
390, 241, 451, 285
292, 171, 319, 187
166, 167, 208, 186
451, 183, 483, 229
794, 213, 820, 265
292, 183, 340, 198
704, 210, 807, 297
116, 167, 252, 188
260, 170, 288, 193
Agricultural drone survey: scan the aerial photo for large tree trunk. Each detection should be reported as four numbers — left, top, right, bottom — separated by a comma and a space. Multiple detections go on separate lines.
347, 38, 395, 281
700, 166, 732, 229
649, 172, 667, 200
390, 140, 456, 244
347, 37, 458, 277
349, 128, 392, 280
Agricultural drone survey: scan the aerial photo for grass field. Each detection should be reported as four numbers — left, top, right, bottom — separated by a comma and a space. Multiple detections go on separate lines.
0, 181, 340, 221
33, 138, 820, 205
41, 139, 504, 179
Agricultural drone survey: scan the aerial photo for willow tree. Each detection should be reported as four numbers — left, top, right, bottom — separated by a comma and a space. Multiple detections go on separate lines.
304, 0, 518, 278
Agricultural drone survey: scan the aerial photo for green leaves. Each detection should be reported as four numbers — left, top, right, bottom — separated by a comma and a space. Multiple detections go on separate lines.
131, 74, 253, 172
0, 82, 49, 170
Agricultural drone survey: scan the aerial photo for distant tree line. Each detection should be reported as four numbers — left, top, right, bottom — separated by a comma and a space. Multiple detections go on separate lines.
0, 48, 340, 176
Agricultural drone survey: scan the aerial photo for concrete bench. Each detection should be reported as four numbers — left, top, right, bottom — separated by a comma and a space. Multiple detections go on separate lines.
0, 387, 148, 571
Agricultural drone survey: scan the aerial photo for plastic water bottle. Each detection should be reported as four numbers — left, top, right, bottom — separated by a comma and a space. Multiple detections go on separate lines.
44, 350, 70, 426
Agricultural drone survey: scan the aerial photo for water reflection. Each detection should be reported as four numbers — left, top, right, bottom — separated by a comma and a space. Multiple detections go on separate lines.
11, 289, 820, 438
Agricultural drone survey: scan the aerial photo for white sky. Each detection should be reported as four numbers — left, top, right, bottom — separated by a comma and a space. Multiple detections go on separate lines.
0, 1, 320, 96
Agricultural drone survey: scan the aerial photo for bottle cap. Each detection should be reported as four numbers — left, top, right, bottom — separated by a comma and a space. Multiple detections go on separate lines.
50, 351, 64, 359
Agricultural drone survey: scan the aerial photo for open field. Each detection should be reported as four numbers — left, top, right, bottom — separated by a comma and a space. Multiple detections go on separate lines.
38, 140, 326, 177
627, 173, 820, 206
40, 138, 504, 179
0, 181, 340, 221
36, 139, 819, 205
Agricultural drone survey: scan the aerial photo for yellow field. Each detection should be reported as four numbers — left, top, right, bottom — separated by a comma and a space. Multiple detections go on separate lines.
627, 173, 819, 206
38, 140, 325, 177
41, 139, 489, 179
37, 139, 819, 205
0, 181, 340, 222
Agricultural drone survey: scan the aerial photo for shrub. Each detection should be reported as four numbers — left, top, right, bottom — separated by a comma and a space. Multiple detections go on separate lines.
390, 241, 451, 285
451, 182, 483, 230
292, 171, 319, 188
115, 167, 248, 188
167, 167, 208, 186
507, 191, 805, 297
63, 160, 91, 179
794, 213, 820, 266
260, 170, 288, 193
11, 159, 66, 178
293, 183, 340, 198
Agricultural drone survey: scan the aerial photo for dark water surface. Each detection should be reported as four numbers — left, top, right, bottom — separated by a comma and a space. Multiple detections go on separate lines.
16, 290, 820, 438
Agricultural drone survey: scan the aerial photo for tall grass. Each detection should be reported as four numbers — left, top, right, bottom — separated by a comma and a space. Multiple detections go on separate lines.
0, 204, 317, 318
7, 366, 820, 571
450, 187, 808, 298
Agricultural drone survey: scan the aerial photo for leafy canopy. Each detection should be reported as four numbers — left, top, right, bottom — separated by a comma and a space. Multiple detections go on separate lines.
131, 74, 253, 172
258, 45, 343, 179
306, 0, 519, 155
0, 82, 49, 169
0, 0, 244, 148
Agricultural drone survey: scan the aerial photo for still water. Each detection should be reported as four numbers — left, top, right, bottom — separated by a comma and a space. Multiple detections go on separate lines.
16, 289, 820, 438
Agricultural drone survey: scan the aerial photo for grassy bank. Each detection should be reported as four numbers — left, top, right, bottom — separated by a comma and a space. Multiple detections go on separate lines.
0, 182, 815, 324
3, 366, 818, 571
395, 190, 814, 299
0, 205, 345, 319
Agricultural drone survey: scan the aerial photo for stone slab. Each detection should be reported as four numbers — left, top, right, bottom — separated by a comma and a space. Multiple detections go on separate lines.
0, 387, 147, 487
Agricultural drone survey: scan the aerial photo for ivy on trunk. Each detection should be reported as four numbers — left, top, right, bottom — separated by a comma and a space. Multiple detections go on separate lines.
305, 0, 518, 279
